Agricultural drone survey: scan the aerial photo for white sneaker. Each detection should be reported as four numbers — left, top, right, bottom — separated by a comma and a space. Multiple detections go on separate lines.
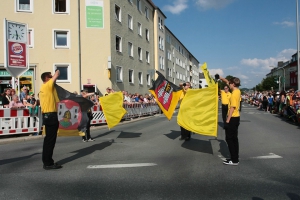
82, 139, 87, 142
223, 160, 239, 166
88, 138, 95, 142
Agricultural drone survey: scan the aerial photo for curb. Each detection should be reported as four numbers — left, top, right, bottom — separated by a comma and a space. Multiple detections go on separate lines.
0, 114, 160, 145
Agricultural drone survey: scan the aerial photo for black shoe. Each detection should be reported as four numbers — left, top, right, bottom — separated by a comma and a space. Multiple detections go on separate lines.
179, 137, 186, 140
185, 137, 191, 141
43, 163, 62, 170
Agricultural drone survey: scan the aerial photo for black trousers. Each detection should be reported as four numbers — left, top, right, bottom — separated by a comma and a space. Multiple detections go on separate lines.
82, 117, 92, 140
221, 104, 228, 124
180, 126, 191, 139
42, 113, 59, 166
225, 117, 240, 163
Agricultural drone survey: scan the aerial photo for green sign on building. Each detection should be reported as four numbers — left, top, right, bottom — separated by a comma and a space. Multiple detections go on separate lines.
86, 0, 104, 28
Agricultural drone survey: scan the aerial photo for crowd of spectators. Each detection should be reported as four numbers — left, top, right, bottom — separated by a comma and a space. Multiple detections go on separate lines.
0, 86, 39, 115
87, 87, 156, 106
244, 89, 300, 123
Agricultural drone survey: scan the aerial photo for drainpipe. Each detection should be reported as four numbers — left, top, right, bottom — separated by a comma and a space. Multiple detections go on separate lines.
78, 0, 82, 91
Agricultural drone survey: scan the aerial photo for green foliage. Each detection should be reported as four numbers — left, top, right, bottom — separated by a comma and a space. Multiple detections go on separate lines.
218, 75, 234, 89
254, 76, 278, 91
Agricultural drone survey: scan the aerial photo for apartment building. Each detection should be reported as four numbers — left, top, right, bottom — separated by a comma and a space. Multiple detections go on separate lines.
165, 26, 200, 88
112, 0, 155, 94
0, 0, 200, 96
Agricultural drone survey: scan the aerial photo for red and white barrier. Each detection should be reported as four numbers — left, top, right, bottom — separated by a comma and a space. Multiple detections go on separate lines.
0, 103, 160, 136
0, 108, 42, 136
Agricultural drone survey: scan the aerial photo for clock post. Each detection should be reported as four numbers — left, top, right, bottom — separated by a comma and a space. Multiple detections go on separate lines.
3, 19, 29, 91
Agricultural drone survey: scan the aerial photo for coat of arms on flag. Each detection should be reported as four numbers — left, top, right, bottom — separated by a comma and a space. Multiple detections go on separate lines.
149, 71, 182, 120
54, 85, 93, 136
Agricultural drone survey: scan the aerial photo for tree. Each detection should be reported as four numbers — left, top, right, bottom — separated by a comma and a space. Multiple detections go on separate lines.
218, 75, 234, 90
261, 76, 278, 91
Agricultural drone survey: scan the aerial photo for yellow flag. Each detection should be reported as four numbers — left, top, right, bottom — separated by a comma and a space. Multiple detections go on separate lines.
201, 62, 215, 87
99, 92, 127, 129
177, 84, 218, 137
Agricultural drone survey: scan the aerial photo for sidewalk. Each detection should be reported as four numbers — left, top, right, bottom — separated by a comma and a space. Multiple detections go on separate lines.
0, 114, 159, 145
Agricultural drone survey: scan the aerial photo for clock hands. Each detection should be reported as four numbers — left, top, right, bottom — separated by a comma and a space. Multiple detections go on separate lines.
15, 30, 19, 40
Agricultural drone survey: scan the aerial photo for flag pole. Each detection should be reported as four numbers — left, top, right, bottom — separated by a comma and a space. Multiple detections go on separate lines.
297, 0, 300, 90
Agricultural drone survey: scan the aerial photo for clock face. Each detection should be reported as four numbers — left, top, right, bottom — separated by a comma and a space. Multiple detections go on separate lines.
7, 22, 26, 42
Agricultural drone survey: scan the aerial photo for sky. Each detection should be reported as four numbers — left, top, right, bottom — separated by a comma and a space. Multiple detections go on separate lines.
152, 0, 299, 88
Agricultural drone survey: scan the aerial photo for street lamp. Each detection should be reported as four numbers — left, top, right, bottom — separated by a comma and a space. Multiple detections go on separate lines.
277, 66, 285, 91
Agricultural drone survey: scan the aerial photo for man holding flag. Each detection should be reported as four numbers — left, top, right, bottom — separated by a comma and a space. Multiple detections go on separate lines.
219, 75, 241, 166
40, 70, 62, 170
178, 82, 192, 141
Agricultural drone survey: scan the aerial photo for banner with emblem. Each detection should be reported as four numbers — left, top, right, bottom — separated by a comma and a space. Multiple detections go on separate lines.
201, 62, 215, 87
149, 71, 183, 120
54, 85, 94, 136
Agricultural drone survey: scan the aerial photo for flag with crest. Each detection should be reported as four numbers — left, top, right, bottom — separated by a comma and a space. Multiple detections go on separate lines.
149, 71, 183, 120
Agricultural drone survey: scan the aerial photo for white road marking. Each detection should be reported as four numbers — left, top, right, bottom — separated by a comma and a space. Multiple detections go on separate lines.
87, 163, 157, 169
218, 155, 227, 161
250, 153, 282, 159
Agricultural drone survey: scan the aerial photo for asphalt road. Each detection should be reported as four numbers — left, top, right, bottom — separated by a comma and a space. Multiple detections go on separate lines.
0, 102, 300, 200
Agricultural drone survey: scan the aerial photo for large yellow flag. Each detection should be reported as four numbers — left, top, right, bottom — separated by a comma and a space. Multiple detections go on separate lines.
201, 62, 215, 87
99, 92, 127, 129
177, 84, 218, 137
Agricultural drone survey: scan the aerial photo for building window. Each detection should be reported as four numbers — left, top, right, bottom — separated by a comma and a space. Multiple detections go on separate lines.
128, 15, 133, 30
162, 57, 165, 70
158, 16, 163, 30
128, 42, 133, 57
129, 69, 134, 83
54, 64, 70, 82
138, 22, 142, 36
28, 29, 34, 48
116, 35, 122, 52
146, 51, 150, 63
116, 66, 123, 82
146, 74, 150, 85
137, 0, 141, 11
54, 30, 69, 48
145, 7, 149, 19
159, 36, 162, 49
138, 47, 142, 61
16, 0, 33, 12
145, 29, 149, 41
115, 4, 121, 22
54, 0, 69, 13
138, 72, 143, 85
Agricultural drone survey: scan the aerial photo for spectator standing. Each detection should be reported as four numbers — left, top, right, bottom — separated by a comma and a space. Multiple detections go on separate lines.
2, 88, 11, 108
219, 76, 241, 166
267, 93, 273, 113
19, 86, 28, 103
39, 70, 62, 170
124, 91, 131, 103
9, 95, 25, 109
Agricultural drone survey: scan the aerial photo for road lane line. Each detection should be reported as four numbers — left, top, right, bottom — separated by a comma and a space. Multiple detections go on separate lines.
250, 153, 282, 159
87, 163, 157, 169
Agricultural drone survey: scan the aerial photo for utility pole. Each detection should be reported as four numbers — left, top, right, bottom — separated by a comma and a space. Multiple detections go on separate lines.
297, 0, 300, 90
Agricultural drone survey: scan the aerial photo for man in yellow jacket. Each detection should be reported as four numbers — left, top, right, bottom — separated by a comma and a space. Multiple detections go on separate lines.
219, 76, 241, 166
178, 82, 191, 141
220, 85, 231, 128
